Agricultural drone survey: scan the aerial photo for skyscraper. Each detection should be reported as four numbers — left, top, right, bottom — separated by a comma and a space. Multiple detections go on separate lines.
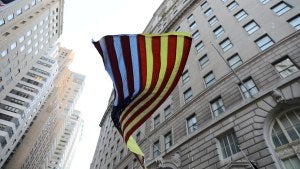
91, 0, 300, 169
0, 0, 84, 168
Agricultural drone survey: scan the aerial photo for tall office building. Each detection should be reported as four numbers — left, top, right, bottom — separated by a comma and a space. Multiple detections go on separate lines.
0, 0, 85, 168
91, 0, 300, 169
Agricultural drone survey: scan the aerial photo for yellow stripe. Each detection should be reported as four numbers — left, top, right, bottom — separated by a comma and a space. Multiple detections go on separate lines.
123, 36, 185, 138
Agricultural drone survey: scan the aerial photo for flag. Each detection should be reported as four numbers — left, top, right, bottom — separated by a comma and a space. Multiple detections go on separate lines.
92, 32, 192, 166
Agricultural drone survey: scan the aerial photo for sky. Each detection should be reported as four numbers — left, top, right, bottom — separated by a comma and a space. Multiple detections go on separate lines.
58, 0, 162, 168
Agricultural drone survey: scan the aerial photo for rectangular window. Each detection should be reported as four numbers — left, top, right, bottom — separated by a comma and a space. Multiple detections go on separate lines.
19, 36, 25, 43
10, 89, 34, 100
16, 83, 39, 93
227, 1, 239, 11
1, 49, 8, 57
255, 34, 274, 51
154, 114, 160, 128
218, 130, 240, 159
164, 132, 173, 150
219, 38, 233, 52
204, 8, 213, 17
153, 140, 160, 158
243, 20, 260, 34
0, 19, 4, 26
234, 9, 248, 21
195, 41, 205, 53
4, 96, 29, 108
21, 77, 43, 87
192, 30, 201, 40
201, 1, 208, 9
271, 2, 292, 16
211, 97, 225, 116
164, 105, 171, 119
214, 26, 225, 38
187, 114, 197, 134
31, 67, 50, 76
16, 9, 22, 15
184, 87, 193, 103
0, 113, 19, 128
204, 71, 216, 87
227, 53, 242, 69
0, 103, 23, 116
208, 16, 218, 26
189, 21, 197, 29
182, 70, 190, 84
187, 14, 194, 22
282, 156, 300, 169
7, 14, 14, 21
199, 54, 209, 69
260, 0, 270, 4
11, 42, 17, 50
288, 14, 300, 30
273, 57, 299, 78
239, 78, 259, 98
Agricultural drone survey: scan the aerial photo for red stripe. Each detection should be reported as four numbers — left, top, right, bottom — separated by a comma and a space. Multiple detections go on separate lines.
105, 36, 124, 104
120, 36, 134, 98
137, 35, 147, 92
124, 36, 192, 142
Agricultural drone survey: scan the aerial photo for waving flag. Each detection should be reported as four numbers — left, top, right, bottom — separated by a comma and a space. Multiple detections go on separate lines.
92, 32, 192, 166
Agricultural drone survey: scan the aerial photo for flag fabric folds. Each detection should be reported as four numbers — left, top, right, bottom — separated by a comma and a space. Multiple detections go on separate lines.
92, 32, 192, 165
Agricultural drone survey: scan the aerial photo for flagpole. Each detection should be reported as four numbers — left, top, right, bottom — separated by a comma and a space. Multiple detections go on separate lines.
210, 43, 253, 98
237, 145, 259, 169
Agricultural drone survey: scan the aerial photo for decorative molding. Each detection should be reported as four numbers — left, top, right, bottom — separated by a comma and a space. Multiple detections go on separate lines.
156, 152, 181, 169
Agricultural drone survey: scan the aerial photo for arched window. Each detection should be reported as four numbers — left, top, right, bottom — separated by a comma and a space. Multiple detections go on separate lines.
270, 109, 300, 169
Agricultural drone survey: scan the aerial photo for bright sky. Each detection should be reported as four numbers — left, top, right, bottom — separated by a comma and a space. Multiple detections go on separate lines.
58, 0, 162, 168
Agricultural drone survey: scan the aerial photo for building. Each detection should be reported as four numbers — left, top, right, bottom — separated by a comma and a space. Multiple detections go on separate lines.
0, 0, 85, 168
90, 0, 300, 169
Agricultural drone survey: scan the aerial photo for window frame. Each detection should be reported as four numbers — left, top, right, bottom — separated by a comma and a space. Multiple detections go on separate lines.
255, 34, 274, 51
219, 38, 233, 52
227, 53, 242, 69
273, 57, 299, 78
271, 1, 292, 16
234, 9, 248, 21
204, 71, 216, 87
243, 20, 260, 35
287, 14, 300, 30
210, 97, 225, 117
199, 54, 209, 69
186, 113, 198, 134
183, 87, 193, 103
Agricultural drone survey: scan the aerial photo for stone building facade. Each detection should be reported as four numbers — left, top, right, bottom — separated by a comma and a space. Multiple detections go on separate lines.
90, 0, 300, 169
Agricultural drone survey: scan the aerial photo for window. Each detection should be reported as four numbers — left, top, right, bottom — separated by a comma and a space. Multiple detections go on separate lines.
189, 21, 197, 29
136, 131, 141, 141
271, 109, 300, 148
164, 132, 173, 150
16, 9, 22, 15
260, 0, 270, 4
184, 88, 193, 103
214, 26, 224, 38
153, 140, 160, 158
164, 105, 171, 119
204, 71, 216, 87
208, 16, 218, 26
1, 49, 8, 57
7, 14, 14, 21
19, 36, 25, 43
227, 53, 242, 69
243, 20, 260, 34
211, 97, 225, 116
218, 130, 240, 159
239, 78, 259, 98
192, 30, 200, 40
273, 57, 299, 78
0, 19, 4, 26
26, 30, 32, 36
175, 26, 180, 32
154, 114, 160, 128
187, 114, 197, 134
234, 9, 248, 21
255, 34, 274, 51
187, 14, 194, 22
195, 41, 205, 53
271, 2, 292, 16
182, 70, 190, 84
282, 156, 300, 169
288, 14, 300, 30
227, 1, 239, 11
199, 54, 209, 68
120, 149, 124, 160
201, 1, 208, 9
219, 38, 233, 52
204, 8, 213, 17
31, 0, 36, 6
